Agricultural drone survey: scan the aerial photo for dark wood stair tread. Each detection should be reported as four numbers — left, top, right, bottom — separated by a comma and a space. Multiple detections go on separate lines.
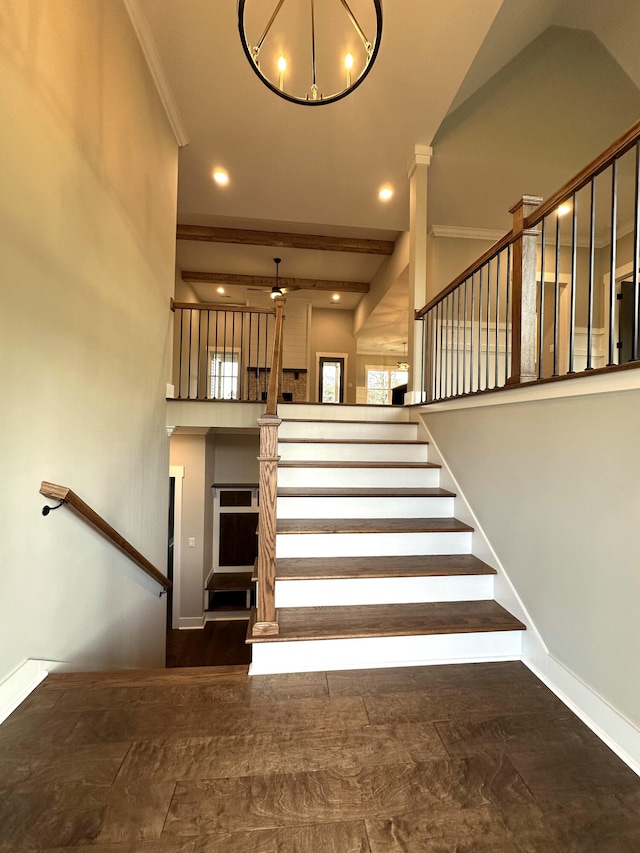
282, 417, 411, 425
206, 572, 255, 592
278, 438, 428, 445
277, 487, 454, 498
276, 518, 473, 535
274, 554, 496, 581
278, 461, 440, 469
247, 601, 525, 643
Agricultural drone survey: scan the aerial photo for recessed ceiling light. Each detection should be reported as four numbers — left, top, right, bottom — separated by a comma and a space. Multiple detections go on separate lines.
216, 286, 225, 294
332, 293, 341, 302
213, 168, 229, 186
557, 202, 571, 216
379, 186, 393, 201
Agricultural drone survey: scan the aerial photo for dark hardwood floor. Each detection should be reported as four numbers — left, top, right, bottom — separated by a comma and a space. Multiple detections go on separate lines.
1, 661, 639, 851
166, 620, 251, 667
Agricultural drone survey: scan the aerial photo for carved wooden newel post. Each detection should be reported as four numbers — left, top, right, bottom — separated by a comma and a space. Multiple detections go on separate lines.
253, 296, 285, 637
508, 195, 542, 384
254, 414, 281, 636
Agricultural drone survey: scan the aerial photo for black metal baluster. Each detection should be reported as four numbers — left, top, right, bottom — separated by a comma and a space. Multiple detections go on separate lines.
444, 295, 451, 398
485, 261, 491, 390
470, 273, 476, 392
231, 310, 236, 399
587, 181, 596, 369
495, 253, 501, 387
462, 278, 468, 394
477, 266, 483, 390
196, 309, 202, 398
553, 212, 560, 376
633, 141, 640, 361
187, 309, 193, 398
454, 288, 458, 396
205, 309, 211, 399
568, 193, 577, 373
178, 309, 184, 399
538, 219, 546, 379
505, 244, 511, 383
214, 310, 220, 399
608, 159, 618, 365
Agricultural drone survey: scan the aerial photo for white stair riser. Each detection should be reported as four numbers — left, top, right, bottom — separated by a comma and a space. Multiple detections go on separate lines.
276, 530, 472, 558
278, 443, 429, 463
249, 631, 523, 675
280, 405, 412, 423
279, 422, 419, 442
277, 467, 441, 489
275, 574, 494, 607
277, 496, 455, 519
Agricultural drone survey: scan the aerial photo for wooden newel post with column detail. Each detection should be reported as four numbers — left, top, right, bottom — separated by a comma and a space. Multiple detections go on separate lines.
253, 414, 281, 636
508, 195, 542, 384
252, 296, 286, 638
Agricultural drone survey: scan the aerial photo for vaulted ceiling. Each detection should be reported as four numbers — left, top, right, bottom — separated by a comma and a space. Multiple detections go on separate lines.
131, 0, 640, 351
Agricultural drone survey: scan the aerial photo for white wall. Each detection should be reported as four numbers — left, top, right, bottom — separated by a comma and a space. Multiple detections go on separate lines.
0, 1, 178, 677
422, 383, 640, 729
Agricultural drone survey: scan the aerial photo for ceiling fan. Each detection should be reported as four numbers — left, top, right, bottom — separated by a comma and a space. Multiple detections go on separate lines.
247, 257, 300, 297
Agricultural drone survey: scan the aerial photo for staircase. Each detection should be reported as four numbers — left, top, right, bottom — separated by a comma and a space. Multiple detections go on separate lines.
248, 407, 525, 675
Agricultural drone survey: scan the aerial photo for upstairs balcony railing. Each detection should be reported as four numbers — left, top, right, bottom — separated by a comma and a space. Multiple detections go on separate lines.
171, 300, 279, 402
416, 119, 640, 402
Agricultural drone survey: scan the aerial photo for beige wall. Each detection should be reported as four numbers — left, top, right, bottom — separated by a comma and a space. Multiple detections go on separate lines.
423, 387, 640, 729
169, 434, 207, 620
0, 1, 178, 677
309, 308, 357, 403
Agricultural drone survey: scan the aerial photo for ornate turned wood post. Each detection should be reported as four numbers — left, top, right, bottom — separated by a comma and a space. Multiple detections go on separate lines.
254, 415, 281, 635
508, 195, 542, 384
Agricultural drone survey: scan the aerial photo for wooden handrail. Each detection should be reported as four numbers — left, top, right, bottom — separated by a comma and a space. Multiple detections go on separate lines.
415, 118, 640, 321
525, 118, 640, 229
170, 299, 276, 315
415, 229, 514, 318
40, 482, 172, 592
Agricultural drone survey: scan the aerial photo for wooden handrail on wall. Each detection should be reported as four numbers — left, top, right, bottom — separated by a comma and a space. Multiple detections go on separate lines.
253, 296, 286, 636
40, 482, 172, 592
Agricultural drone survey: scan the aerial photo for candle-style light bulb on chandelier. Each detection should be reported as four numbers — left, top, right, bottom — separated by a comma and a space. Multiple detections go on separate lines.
238, 0, 383, 106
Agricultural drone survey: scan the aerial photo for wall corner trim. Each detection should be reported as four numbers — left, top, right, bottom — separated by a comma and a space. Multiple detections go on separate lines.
122, 0, 189, 147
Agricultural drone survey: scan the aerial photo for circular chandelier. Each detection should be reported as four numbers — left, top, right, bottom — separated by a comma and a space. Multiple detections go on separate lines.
238, 0, 383, 106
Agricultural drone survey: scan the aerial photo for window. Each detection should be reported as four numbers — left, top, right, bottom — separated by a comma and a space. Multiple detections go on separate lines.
209, 350, 239, 399
366, 366, 408, 405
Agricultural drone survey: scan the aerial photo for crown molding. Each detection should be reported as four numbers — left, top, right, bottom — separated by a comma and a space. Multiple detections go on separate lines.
123, 0, 189, 147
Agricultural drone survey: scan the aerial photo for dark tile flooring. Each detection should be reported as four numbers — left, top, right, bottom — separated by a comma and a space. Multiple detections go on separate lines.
0, 661, 639, 851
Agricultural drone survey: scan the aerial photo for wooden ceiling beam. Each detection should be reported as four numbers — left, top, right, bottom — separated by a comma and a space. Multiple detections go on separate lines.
176, 224, 394, 255
181, 270, 370, 293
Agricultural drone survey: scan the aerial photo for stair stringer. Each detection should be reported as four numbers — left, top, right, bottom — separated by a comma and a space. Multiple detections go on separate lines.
417, 414, 640, 779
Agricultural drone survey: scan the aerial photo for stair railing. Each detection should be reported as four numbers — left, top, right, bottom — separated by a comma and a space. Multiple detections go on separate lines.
416, 118, 640, 402
253, 296, 286, 636
40, 482, 171, 593
171, 300, 277, 401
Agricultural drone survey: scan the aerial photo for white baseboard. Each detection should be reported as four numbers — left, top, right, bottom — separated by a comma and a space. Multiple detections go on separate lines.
524, 652, 640, 777
178, 615, 206, 629
0, 659, 51, 725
